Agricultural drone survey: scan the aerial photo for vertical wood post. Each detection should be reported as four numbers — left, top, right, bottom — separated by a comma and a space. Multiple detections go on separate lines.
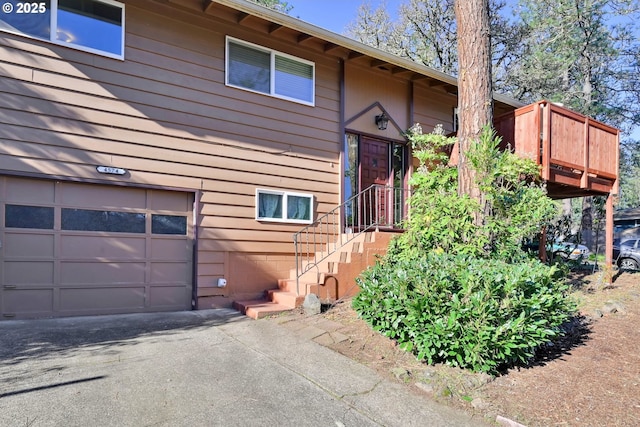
605, 193, 614, 271
540, 102, 551, 181
581, 118, 589, 189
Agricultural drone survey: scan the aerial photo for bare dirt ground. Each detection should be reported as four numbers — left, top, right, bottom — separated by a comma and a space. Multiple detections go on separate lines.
284, 270, 640, 427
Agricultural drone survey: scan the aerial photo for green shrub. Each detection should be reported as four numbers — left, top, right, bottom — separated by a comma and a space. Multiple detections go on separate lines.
353, 253, 576, 374
352, 126, 576, 374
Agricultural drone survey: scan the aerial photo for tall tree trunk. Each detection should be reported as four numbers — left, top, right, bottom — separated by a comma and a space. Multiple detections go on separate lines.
455, 0, 493, 224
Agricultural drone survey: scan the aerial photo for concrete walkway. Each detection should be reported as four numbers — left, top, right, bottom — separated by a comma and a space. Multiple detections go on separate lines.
0, 310, 487, 426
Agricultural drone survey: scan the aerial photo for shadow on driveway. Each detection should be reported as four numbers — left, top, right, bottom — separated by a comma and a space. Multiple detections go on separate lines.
0, 309, 244, 367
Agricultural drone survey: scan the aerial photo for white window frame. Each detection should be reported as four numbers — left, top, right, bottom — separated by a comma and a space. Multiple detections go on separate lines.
226, 36, 315, 106
0, 0, 125, 60
255, 188, 314, 224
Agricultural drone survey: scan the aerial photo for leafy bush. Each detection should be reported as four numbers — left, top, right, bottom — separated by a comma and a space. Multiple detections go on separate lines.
353, 254, 575, 374
353, 126, 576, 374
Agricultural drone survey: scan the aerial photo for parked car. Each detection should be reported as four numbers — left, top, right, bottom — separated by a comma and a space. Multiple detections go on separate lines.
551, 242, 590, 260
523, 240, 590, 261
613, 239, 640, 270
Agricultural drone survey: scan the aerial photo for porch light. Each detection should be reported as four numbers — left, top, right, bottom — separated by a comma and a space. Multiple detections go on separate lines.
375, 112, 389, 130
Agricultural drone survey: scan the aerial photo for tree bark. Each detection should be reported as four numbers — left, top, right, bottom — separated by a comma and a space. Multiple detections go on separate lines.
455, 0, 493, 218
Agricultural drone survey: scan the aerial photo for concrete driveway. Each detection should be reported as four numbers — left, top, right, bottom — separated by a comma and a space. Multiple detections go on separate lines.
0, 309, 486, 426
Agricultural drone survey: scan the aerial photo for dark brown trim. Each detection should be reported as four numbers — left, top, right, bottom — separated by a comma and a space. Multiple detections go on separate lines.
237, 12, 250, 24
343, 101, 406, 138
344, 129, 406, 145
370, 59, 389, 68
297, 34, 314, 44
192, 190, 201, 310
0, 171, 198, 195
269, 24, 284, 34
324, 43, 340, 53
339, 58, 346, 217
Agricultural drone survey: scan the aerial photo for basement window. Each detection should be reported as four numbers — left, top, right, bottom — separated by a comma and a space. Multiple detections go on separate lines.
226, 37, 315, 106
0, 0, 125, 59
256, 189, 313, 224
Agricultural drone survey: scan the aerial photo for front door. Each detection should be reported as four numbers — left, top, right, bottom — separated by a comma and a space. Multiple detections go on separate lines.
360, 137, 390, 226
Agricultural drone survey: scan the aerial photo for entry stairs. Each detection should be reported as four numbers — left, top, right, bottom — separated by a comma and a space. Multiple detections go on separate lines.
233, 231, 393, 319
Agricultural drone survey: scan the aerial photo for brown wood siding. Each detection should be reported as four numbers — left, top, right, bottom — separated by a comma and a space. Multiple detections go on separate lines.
413, 83, 458, 134
0, 0, 341, 297
344, 63, 411, 136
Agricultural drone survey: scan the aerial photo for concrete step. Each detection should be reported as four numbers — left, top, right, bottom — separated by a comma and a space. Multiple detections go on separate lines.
278, 278, 323, 296
267, 289, 304, 307
232, 299, 294, 320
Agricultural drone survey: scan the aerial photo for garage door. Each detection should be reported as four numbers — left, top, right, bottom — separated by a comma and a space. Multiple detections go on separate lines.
0, 177, 194, 320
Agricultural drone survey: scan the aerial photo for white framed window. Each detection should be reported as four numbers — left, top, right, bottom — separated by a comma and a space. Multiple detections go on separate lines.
256, 189, 313, 224
226, 36, 315, 106
0, 0, 125, 59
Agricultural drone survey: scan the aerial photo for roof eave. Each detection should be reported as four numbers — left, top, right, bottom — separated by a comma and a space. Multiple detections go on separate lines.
209, 0, 524, 109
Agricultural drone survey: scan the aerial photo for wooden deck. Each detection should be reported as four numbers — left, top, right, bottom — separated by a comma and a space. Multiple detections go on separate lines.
494, 100, 620, 199
494, 100, 620, 269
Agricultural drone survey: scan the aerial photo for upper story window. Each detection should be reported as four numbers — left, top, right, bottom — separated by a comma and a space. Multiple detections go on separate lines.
0, 0, 125, 59
226, 37, 315, 106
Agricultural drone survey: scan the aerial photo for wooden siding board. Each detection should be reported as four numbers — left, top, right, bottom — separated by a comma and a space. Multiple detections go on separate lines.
0, 80, 339, 156
0, 61, 34, 81
0, 94, 339, 166
0, 126, 338, 188
0, 141, 338, 191
202, 218, 305, 233
0, 115, 337, 172
196, 251, 225, 264
197, 238, 295, 253
198, 227, 296, 242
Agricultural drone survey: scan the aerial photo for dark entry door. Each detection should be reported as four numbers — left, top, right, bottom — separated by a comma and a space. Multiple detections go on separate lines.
360, 137, 390, 226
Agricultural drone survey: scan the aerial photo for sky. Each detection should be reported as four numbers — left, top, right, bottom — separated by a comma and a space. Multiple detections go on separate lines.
287, 0, 403, 34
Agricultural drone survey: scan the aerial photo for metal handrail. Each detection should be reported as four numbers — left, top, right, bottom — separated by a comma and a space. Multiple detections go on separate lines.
292, 184, 409, 295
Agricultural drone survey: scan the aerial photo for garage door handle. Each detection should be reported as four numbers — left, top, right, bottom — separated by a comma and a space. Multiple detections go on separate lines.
3, 285, 16, 289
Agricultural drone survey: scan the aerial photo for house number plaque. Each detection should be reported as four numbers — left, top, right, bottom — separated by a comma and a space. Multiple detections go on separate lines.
97, 166, 127, 175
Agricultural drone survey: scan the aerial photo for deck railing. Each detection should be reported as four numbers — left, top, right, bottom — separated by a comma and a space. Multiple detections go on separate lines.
494, 100, 619, 196
292, 184, 409, 296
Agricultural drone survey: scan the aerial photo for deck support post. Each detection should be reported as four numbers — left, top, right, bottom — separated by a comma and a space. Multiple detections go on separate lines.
605, 193, 614, 272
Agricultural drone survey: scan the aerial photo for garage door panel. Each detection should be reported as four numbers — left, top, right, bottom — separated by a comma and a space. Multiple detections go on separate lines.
151, 191, 191, 212
59, 287, 145, 311
61, 235, 147, 259
5, 262, 54, 284
151, 239, 190, 260
60, 262, 146, 284
148, 285, 189, 308
150, 262, 189, 283
5, 178, 55, 204
2, 288, 54, 315
4, 233, 54, 258
60, 183, 147, 209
